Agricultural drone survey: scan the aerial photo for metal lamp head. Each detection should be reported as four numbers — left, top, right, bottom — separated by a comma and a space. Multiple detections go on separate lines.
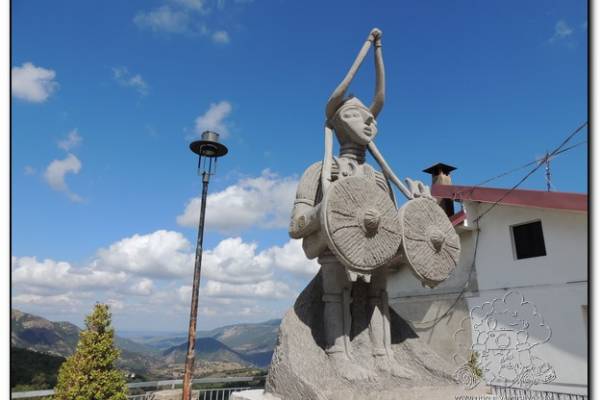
190, 131, 228, 177
190, 131, 228, 157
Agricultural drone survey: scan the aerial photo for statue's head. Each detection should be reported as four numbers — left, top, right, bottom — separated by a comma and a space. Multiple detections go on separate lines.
330, 97, 378, 146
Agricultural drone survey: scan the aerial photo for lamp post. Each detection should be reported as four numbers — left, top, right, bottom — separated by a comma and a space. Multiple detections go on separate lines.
182, 131, 228, 400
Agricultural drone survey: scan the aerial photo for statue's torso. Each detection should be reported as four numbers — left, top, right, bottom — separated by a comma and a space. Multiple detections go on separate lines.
293, 157, 393, 263
295, 157, 391, 208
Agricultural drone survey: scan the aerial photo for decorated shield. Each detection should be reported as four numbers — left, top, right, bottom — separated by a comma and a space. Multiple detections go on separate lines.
321, 175, 402, 273
398, 197, 460, 287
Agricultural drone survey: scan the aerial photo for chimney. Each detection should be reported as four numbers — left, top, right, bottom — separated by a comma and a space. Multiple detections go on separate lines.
423, 162, 457, 217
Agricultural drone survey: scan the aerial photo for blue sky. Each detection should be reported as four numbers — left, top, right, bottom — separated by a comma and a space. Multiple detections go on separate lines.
11, 0, 588, 331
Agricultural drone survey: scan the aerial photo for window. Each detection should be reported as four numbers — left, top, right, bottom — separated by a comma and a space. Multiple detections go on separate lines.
511, 220, 547, 260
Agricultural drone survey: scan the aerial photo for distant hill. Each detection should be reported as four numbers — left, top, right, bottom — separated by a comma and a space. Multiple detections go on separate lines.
201, 319, 280, 355
241, 351, 274, 368
11, 309, 79, 357
157, 322, 278, 368
138, 319, 280, 356
162, 337, 249, 366
11, 347, 65, 390
11, 309, 162, 376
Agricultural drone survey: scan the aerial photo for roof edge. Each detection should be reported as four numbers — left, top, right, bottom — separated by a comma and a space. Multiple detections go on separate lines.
431, 184, 587, 212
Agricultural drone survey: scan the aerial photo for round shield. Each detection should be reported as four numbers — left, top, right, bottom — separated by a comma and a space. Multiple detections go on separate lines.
321, 175, 402, 273
398, 197, 461, 287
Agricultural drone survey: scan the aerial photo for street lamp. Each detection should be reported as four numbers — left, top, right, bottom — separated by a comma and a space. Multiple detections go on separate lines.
182, 130, 228, 400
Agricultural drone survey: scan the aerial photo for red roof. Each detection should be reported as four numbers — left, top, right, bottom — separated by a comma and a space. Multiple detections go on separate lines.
432, 184, 587, 212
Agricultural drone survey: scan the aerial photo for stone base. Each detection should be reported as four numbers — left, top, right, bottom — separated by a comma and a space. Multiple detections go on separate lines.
233, 386, 490, 400
265, 271, 468, 400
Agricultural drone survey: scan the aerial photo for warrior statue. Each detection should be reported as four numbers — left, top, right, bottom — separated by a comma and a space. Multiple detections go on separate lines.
288, 28, 460, 381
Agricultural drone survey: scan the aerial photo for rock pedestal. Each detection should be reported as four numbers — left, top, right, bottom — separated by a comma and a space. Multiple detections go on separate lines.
263, 271, 474, 400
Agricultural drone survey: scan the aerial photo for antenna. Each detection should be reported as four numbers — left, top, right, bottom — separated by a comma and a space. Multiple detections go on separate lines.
539, 151, 558, 192
544, 151, 551, 192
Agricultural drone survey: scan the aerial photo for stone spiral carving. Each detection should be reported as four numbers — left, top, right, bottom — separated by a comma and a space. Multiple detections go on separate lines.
398, 197, 461, 287
321, 176, 402, 273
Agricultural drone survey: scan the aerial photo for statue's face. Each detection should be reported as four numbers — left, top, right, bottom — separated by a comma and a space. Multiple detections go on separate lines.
333, 100, 378, 145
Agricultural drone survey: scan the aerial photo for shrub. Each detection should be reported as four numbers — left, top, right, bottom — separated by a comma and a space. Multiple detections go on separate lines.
54, 304, 127, 400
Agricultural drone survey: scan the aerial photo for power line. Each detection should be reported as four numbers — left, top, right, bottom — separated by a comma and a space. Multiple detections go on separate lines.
407, 122, 587, 327
454, 135, 587, 199
550, 139, 587, 157
475, 121, 587, 221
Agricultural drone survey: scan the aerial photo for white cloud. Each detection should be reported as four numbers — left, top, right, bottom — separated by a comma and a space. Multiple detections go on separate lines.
134, 0, 252, 45
264, 239, 319, 276
212, 30, 230, 44
13, 293, 79, 306
58, 129, 82, 151
12, 62, 58, 103
177, 170, 297, 233
11, 256, 128, 290
134, 6, 190, 33
194, 100, 232, 137
177, 285, 193, 303
106, 298, 125, 311
238, 305, 266, 317
24, 166, 36, 175
172, 286, 234, 316
549, 19, 573, 43
94, 230, 194, 279
170, 0, 208, 12
112, 67, 149, 96
129, 278, 154, 296
94, 231, 305, 284
43, 153, 83, 202
204, 279, 295, 299
202, 237, 273, 283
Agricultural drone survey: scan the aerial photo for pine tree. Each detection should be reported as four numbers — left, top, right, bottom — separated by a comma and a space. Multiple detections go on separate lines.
54, 304, 128, 400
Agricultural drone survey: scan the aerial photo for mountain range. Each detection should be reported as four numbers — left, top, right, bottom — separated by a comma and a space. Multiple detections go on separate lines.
11, 309, 280, 384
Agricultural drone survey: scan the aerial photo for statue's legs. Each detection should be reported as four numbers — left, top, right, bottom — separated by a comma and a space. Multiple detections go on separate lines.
320, 252, 375, 381
368, 266, 413, 378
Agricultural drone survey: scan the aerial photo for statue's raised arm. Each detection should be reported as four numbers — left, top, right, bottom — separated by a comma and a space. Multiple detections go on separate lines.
325, 28, 385, 122
370, 28, 385, 118
323, 28, 418, 200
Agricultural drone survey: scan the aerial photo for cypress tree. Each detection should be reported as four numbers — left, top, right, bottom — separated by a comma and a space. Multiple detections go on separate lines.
54, 303, 127, 400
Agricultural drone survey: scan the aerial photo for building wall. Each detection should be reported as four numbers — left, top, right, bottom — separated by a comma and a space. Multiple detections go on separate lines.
470, 202, 587, 290
387, 201, 588, 394
389, 295, 472, 366
464, 284, 588, 395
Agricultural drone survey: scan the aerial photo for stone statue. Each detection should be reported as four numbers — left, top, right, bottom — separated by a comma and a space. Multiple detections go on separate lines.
288, 27, 458, 380
258, 28, 467, 400
290, 28, 407, 380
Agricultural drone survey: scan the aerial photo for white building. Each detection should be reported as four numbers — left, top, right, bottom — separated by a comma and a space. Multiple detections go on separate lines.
387, 170, 587, 398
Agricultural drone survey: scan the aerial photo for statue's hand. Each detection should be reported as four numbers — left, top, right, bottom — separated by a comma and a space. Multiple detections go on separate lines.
405, 178, 433, 200
289, 204, 322, 239
369, 28, 383, 43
